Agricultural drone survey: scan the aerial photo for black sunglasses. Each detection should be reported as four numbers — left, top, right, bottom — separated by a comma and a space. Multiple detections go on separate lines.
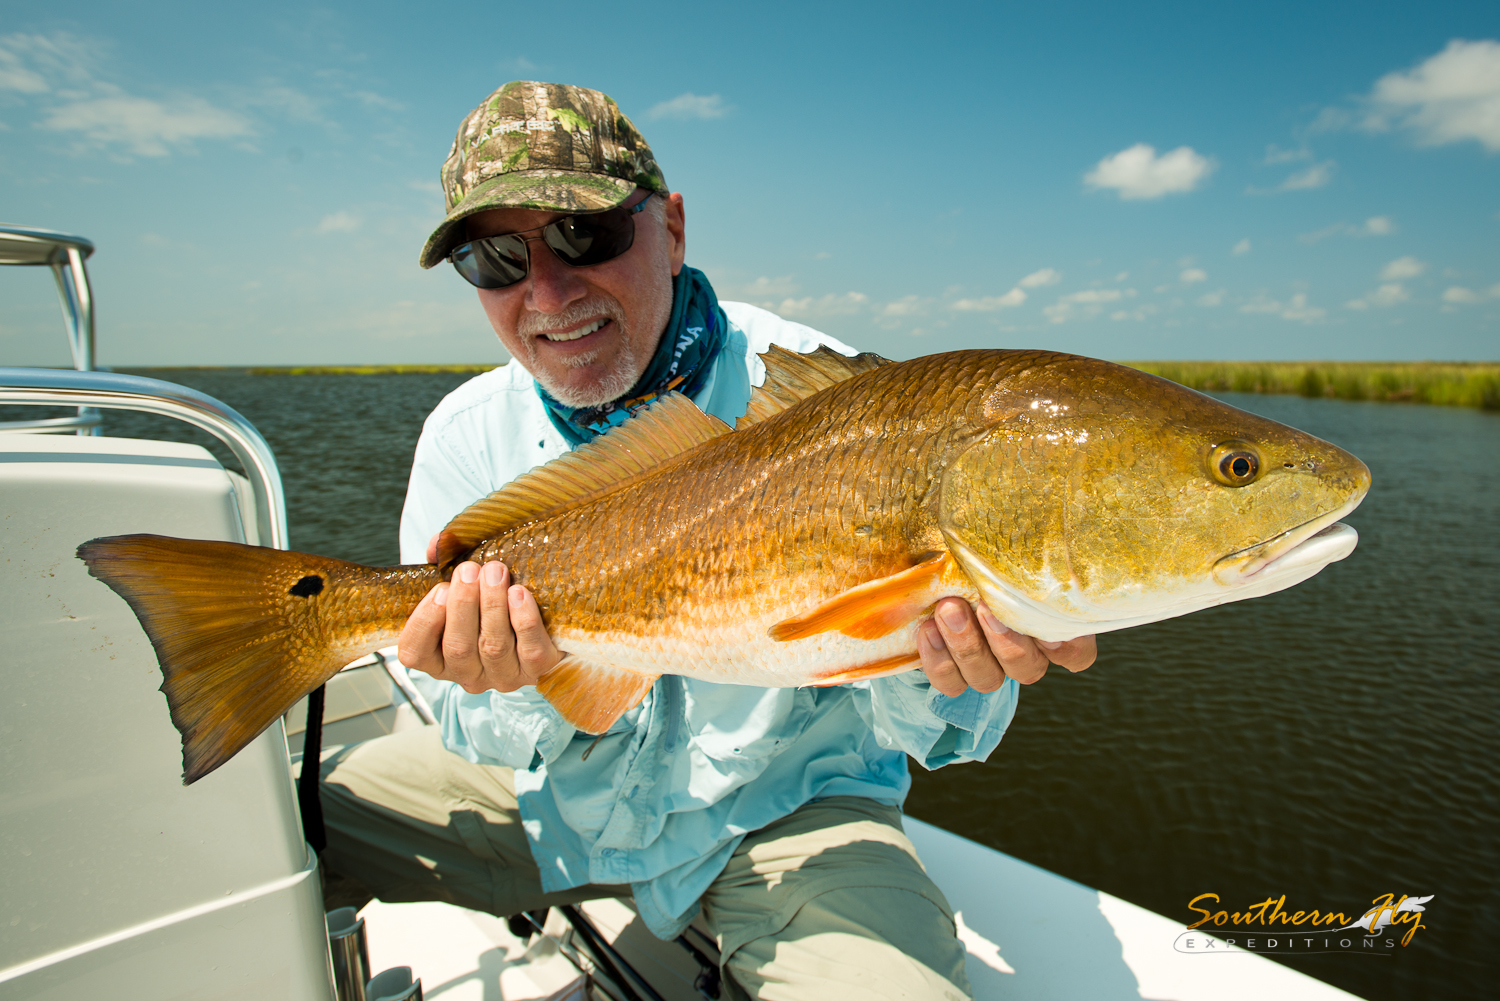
448, 192, 655, 290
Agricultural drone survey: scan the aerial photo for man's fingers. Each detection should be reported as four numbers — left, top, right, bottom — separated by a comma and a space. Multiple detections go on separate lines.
475, 562, 519, 681
1036, 634, 1097, 672
441, 561, 485, 692
917, 620, 968, 697
933, 599, 1008, 693
508, 584, 562, 682
398, 584, 449, 677
972, 603, 1050, 685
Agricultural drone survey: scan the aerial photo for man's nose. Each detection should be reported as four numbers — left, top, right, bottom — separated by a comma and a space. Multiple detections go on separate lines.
523, 238, 589, 313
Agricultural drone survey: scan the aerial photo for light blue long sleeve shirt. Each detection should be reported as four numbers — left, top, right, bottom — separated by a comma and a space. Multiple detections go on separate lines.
398, 301, 1019, 938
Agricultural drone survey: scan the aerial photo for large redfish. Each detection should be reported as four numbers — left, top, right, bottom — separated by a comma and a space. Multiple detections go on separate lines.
77, 347, 1371, 783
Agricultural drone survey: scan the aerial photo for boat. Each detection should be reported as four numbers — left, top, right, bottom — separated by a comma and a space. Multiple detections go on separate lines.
0, 224, 1368, 1000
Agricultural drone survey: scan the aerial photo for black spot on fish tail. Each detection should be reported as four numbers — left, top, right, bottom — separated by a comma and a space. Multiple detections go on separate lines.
289, 575, 324, 597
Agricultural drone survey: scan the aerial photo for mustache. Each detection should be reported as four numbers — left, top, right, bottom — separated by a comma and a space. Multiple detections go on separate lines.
516, 295, 627, 339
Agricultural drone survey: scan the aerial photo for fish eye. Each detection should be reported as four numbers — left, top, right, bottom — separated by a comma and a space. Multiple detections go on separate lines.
1209, 442, 1262, 487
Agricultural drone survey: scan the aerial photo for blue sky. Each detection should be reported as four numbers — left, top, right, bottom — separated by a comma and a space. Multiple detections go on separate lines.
1, 0, 1496, 367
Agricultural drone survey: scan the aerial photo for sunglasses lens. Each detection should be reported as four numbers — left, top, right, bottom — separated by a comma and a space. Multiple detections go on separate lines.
543, 206, 637, 267
451, 235, 528, 289
449, 196, 647, 288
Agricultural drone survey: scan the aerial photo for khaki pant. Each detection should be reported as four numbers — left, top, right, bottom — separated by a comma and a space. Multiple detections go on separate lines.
320, 727, 972, 1001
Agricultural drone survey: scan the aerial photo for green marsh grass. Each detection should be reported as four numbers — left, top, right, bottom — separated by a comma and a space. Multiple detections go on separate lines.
1125, 361, 1500, 411
244, 363, 498, 376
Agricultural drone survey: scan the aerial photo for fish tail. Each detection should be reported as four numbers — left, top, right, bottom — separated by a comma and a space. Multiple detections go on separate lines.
77, 534, 439, 784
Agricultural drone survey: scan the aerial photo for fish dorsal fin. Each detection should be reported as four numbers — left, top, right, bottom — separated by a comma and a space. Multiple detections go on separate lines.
737, 345, 891, 429
436, 392, 731, 569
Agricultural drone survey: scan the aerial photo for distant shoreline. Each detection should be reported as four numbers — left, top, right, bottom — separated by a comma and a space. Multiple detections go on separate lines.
1124, 360, 1499, 411
113, 360, 1500, 410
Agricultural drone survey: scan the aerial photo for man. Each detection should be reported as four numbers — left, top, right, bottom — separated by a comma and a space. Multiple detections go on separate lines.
321, 81, 1095, 1001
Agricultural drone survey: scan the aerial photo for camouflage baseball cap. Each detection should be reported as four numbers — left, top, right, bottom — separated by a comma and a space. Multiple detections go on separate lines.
419, 81, 667, 269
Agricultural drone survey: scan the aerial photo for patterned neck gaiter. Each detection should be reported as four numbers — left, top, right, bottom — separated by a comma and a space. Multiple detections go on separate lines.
535, 266, 728, 446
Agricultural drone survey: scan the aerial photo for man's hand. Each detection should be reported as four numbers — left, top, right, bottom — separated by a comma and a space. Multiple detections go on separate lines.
397, 535, 563, 694
917, 597, 1096, 696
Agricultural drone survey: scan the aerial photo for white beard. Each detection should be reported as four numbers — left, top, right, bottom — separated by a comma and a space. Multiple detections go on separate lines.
518, 270, 674, 409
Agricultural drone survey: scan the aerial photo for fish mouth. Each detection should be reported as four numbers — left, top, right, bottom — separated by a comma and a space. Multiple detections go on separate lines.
1212, 492, 1366, 586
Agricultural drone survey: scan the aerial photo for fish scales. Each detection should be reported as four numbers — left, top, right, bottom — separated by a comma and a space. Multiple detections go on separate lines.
469, 356, 993, 671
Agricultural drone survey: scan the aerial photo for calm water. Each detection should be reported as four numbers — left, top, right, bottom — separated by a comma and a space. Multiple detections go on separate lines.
17, 374, 1497, 1000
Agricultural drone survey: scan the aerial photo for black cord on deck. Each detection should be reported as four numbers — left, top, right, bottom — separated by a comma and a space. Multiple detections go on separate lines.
298, 683, 327, 853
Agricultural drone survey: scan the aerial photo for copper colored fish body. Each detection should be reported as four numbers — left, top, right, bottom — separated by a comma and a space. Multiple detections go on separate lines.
78, 347, 1371, 782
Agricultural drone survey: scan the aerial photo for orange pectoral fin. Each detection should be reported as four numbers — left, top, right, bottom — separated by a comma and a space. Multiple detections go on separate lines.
768, 552, 952, 642
535, 656, 660, 735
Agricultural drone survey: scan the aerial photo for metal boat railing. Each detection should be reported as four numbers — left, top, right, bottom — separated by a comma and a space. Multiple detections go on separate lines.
0, 368, 288, 549
1, 224, 102, 435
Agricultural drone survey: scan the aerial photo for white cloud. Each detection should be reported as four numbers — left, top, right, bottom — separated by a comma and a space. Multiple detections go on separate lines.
952, 288, 1027, 311
315, 212, 361, 234
1232, 238, 1251, 255
1364, 39, 1500, 151
1241, 294, 1282, 314
1301, 217, 1399, 243
1110, 304, 1159, 322
39, 88, 251, 156
1248, 160, 1336, 194
738, 275, 800, 298
1351, 278, 1436, 309
1017, 267, 1061, 288
1042, 303, 1074, 324
0, 47, 48, 93
1441, 286, 1483, 303
1240, 292, 1326, 322
648, 92, 728, 120
1369, 283, 1411, 307
0, 32, 95, 91
1084, 143, 1215, 200
1197, 289, 1226, 307
1042, 287, 1136, 324
880, 295, 929, 317
1380, 256, 1426, 280
1279, 161, 1336, 190
1180, 268, 1207, 284
2, 32, 251, 157
1065, 288, 1130, 304
775, 292, 868, 317
1264, 144, 1312, 164
949, 270, 1054, 312
1281, 293, 1326, 321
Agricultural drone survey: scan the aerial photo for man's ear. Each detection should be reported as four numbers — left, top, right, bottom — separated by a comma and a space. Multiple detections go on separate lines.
663, 192, 686, 276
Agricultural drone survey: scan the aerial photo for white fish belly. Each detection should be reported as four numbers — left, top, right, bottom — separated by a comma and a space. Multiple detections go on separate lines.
552, 601, 950, 688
